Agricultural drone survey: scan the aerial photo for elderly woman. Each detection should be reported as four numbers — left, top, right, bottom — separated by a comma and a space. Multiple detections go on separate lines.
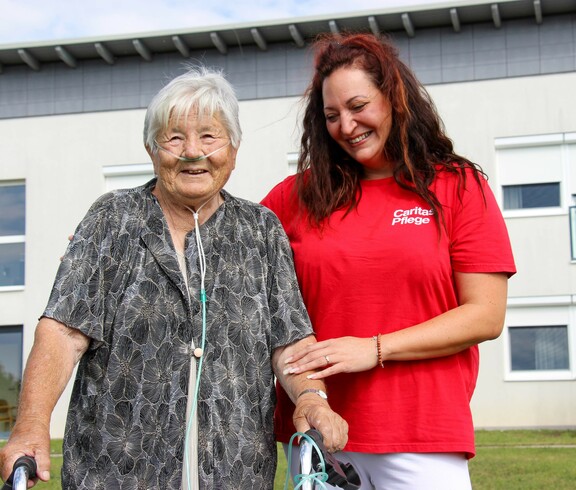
0, 67, 348, 489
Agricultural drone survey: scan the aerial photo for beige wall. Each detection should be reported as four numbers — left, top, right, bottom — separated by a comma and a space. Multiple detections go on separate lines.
1, 110, 152, 436
430, 73, 576, 428
2, 71, 576, 437
474, 333, 576, 428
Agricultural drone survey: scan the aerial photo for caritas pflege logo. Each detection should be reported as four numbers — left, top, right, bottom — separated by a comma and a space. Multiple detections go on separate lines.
391, 207, 434, 225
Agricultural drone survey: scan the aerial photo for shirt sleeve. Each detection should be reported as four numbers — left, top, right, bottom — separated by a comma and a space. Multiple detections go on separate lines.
261, 208, 314, 350
447, 170, 516, 277
260, 175, 297, 224
42, 193, 120, 344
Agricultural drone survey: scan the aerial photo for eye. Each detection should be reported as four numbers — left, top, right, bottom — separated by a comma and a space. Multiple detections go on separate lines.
164, 134, 184, 146
324, 113, 338, 123
351, 102, 368, 112
200, 132, 220, 145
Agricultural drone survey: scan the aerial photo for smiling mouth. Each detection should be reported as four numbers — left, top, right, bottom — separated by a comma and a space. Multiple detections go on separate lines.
349, 132, 372, 144
181, 169, 207, 175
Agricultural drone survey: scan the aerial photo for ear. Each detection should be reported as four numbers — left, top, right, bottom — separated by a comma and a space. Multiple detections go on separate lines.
230, 147, 238, 170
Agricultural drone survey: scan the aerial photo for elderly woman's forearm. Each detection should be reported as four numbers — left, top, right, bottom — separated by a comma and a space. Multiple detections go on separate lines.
272, 336, 329, 403
16, 318, 89, 428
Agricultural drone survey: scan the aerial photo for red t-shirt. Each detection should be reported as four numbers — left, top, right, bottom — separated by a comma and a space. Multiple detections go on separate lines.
261, 169, 516, 457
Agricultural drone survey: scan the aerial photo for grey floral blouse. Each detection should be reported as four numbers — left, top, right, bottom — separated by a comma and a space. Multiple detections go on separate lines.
43, 179, 313, 489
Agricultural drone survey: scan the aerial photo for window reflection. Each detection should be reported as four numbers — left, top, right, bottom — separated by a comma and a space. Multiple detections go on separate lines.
0, 326, 22, 435
510, 325, 569, 371
0, 184, 25, 235
0, 243, 25, 287
0, 183, 25, 288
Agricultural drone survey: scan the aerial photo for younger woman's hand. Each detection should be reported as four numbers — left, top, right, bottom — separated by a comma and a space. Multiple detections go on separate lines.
283, 336, 378, 379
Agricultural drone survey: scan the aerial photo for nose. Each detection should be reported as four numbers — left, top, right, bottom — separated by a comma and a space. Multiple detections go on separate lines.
339, 111, 357, 136
181, 137, 203, 160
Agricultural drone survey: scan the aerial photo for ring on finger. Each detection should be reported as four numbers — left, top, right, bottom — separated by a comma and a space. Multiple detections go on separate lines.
324, 355, 330, 365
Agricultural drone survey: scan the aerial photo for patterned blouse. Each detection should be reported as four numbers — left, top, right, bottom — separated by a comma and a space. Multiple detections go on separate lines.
44, 180, 313, 489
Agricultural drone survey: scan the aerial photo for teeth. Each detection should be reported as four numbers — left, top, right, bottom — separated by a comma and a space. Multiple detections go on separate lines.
350, 133, 369, 144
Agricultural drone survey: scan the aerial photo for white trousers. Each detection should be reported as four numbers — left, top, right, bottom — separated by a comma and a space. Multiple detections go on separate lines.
284, 444, 472, 490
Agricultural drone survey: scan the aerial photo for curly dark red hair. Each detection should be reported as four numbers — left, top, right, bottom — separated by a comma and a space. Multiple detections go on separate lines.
296, 32, 484, 227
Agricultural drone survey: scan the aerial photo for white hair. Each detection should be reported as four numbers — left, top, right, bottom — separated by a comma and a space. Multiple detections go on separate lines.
143, 65, 242, 152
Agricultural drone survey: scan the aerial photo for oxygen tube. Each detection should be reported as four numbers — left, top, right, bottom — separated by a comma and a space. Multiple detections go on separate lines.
183, 198, 212, 490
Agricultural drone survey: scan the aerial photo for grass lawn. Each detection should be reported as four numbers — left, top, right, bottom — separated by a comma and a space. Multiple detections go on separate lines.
469, 430, 576, 490
3, 430, 576, 489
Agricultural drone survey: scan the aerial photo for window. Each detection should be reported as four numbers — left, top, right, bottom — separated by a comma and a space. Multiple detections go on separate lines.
0, 326, 22, 435
510, 325, 569, 370
570, 206, 576, 261
287, 152, 298, 175
103, 164, 154, 192
0, 182, 25, 289
495, 132, 576, 217
505, 302, 575, 381
503, 183, 560, 210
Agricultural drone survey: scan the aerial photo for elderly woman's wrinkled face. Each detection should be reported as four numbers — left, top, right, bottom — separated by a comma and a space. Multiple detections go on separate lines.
149, 110, 237, 209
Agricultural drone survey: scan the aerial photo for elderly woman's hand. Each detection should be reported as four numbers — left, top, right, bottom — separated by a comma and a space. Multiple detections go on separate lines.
292, 394, 348, 453
283, 336, 379, 380
0, 421, 51, 486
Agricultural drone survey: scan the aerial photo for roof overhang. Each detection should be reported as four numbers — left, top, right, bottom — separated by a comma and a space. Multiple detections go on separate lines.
0, 0, 573, 72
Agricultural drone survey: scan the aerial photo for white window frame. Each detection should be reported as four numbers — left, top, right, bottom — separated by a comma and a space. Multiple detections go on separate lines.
102, 163, 154, 192
287, 152, 298, 175
569, 206, 576, 261
0, 181, 25, 292
504, 297, 576, 381
495, 133, 576, 219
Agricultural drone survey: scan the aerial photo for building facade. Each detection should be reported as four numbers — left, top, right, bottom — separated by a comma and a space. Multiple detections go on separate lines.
1, 0, 575, 438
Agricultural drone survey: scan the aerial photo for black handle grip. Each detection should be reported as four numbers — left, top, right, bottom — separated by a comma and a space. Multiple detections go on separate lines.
304, 429, 361, 490
13, 456, 37, 480
1, 456, 37, 490
304, 428, 323, 445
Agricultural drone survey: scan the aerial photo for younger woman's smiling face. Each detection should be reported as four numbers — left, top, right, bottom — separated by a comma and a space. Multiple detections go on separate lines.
322, 66, 394, 179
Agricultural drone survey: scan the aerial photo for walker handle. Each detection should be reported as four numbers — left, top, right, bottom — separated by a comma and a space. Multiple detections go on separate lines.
303, 429, 361, 490
1, 456, 37, 490
299, 432, 315, 490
